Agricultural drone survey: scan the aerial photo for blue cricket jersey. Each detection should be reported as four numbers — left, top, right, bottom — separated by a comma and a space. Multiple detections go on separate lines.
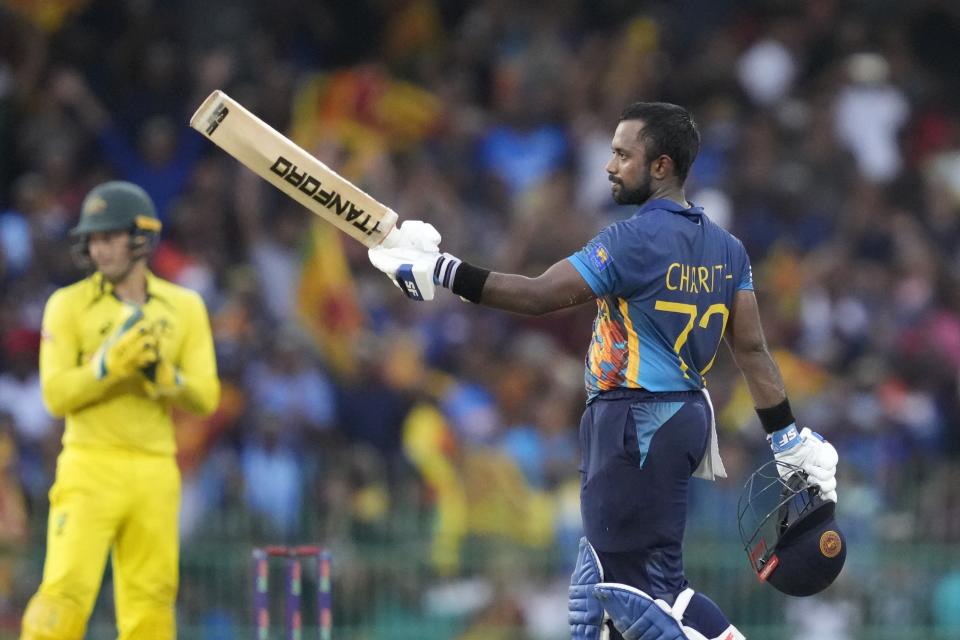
568, 198, 753, 398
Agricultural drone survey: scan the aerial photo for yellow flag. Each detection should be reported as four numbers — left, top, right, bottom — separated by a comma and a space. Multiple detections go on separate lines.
295, 222, 367, 379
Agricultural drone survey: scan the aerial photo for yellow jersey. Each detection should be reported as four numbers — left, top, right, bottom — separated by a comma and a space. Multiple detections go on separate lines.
39, 271, 220, 455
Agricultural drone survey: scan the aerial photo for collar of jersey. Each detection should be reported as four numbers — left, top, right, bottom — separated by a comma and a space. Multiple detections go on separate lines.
636, 198, 704, 216
92, 269, 157, 302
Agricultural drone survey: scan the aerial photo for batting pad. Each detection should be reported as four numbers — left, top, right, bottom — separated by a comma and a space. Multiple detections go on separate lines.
593, 582, 687, 640
570, 537, 607, 640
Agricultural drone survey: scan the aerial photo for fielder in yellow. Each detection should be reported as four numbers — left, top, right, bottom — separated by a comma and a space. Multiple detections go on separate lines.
21, 181, 220, 640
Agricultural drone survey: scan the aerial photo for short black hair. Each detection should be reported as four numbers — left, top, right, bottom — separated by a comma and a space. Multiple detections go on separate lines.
619, 102, 700, 182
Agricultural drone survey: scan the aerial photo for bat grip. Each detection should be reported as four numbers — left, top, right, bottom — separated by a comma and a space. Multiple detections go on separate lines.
378, 226, 401, 249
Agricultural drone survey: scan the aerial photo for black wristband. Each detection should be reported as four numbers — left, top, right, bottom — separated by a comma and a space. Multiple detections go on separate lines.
451, 262, 490, 304
756, 398, 795, 434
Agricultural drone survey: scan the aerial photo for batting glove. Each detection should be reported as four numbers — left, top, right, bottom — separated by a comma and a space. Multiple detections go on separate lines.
368, 245, 444, 301
769, 425, 838, 503
380, 220, 441, 252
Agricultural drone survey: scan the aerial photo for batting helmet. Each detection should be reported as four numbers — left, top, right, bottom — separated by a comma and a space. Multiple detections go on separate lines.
737, 459, 846, 597
70, 181, 162, 265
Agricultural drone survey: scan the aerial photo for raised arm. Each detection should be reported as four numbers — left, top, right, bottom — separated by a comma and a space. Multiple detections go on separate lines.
368, 221, 596, 314
477, 260, 596, 315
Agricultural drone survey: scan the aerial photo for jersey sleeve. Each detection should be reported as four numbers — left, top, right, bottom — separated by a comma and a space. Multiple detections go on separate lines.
736, 240, 754, 291
567, 224, 627, 297
39, 289, 112, 417
172, 292, 221, 416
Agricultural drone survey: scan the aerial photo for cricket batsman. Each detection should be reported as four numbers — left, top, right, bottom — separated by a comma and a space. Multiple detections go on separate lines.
21, 181, 220, 639
368, 103, 840, 639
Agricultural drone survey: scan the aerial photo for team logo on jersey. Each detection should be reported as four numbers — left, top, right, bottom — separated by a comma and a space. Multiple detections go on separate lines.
151, 318, 174, 337
590, 242, 612, 272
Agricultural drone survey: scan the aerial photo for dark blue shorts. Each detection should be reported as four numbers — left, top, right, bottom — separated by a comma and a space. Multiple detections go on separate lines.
579, 388, 710, 602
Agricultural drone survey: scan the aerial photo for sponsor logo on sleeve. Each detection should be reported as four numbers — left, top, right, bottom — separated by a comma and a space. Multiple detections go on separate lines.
590, 242, 612, 272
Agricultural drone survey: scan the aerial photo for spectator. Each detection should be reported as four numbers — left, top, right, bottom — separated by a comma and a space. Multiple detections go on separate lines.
244, 327, 336, 448
0, 329, 52, 501
240, 414, 303, 539
833, 53, 910, 183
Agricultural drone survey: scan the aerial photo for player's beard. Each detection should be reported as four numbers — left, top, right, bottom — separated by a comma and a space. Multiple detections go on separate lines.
611, 171, 653, 205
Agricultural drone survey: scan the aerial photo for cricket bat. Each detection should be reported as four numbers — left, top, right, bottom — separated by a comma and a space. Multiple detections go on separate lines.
189, 90, 398, 247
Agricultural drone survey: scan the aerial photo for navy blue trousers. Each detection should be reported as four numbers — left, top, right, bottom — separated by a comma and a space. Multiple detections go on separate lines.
579, 389, 731, 638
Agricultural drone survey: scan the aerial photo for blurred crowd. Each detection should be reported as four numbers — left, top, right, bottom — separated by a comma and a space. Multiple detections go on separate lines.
3, 0, 960, 636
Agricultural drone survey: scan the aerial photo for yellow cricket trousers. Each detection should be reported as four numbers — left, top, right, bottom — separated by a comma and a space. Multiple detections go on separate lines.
21, 446, 180, 640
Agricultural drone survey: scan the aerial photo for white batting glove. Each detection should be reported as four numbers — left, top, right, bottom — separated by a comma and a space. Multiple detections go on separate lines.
380, 220, 441, 252
769, 425, 838, 503
368, 245, 443, 301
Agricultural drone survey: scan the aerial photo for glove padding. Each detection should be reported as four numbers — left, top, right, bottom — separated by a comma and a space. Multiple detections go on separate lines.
380, 220, 441, 252
769, 425, 838, 502
142, 357, 180, 399
369, 245, 442, 300
93, 307, 158, 380
372, 220, 472, 301
140, 321, 182, 399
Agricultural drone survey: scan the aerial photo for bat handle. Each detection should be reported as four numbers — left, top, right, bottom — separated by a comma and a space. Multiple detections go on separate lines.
378, 226, 401, 249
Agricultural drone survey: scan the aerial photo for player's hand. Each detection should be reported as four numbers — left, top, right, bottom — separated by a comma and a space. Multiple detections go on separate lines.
138, 321, 182, 399
368, 244, 443, 301
769, 425, 838, 502
142, 357, 181, 399
93, 307, 158, 380
380, 220, 441, 252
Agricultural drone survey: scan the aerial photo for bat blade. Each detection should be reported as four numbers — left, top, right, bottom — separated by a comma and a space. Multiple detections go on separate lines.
189, 90, 398, 247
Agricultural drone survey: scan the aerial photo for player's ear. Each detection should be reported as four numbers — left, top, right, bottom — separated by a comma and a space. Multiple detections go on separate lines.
649, 154, 674, 180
